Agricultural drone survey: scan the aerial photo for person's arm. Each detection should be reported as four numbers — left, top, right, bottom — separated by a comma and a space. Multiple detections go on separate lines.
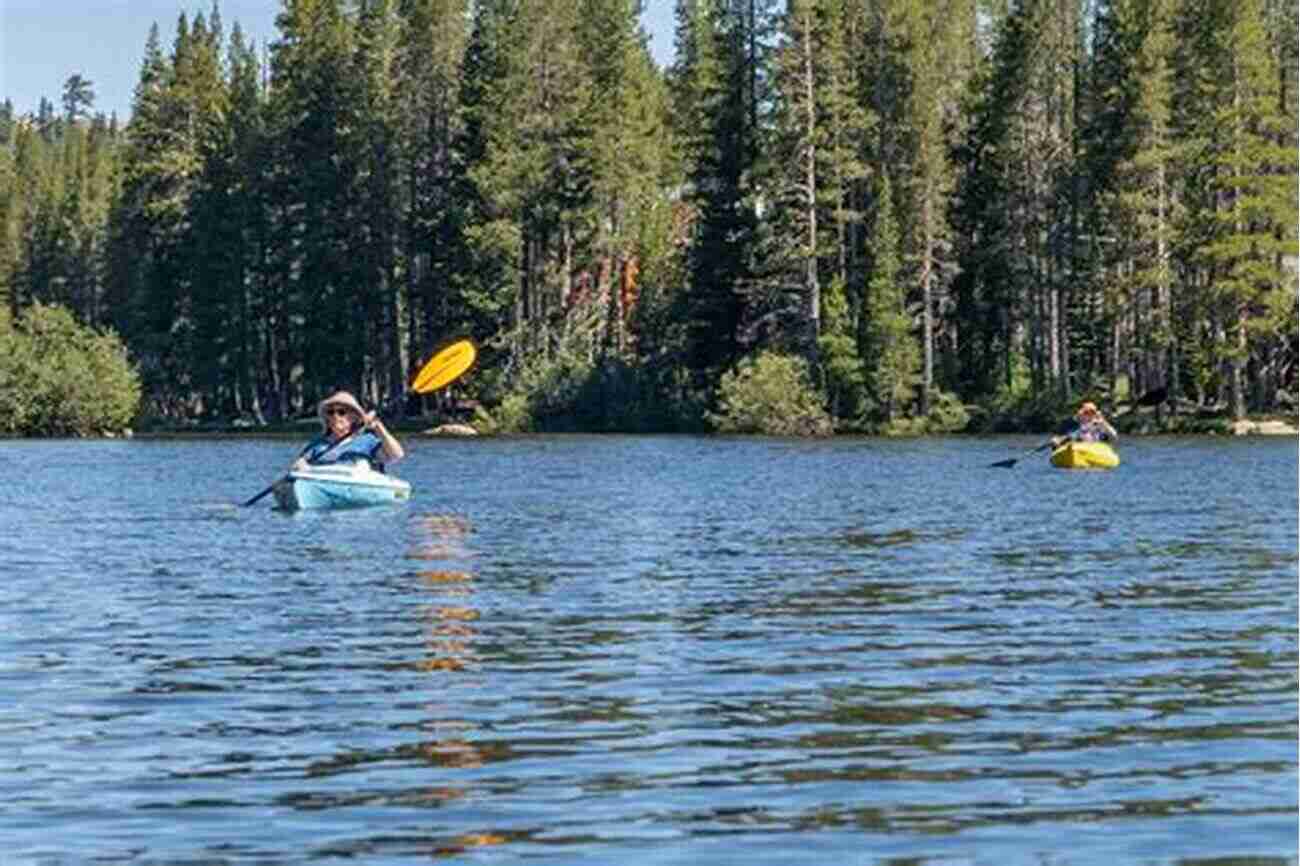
1098, 416, 1118, 441
365, 412, 404, 463
291, 437, 320, 472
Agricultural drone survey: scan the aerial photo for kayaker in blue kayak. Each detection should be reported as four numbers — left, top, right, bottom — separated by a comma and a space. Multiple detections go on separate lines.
291, 390, 405, 473
1052, 400, 1117, 446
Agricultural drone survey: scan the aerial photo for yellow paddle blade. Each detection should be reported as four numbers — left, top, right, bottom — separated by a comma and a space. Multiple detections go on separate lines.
411, 339, 477, 394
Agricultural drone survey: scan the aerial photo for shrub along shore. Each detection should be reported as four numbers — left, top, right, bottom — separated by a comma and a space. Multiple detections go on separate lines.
3, 303, 1293, 441
127, 402, 1298, 439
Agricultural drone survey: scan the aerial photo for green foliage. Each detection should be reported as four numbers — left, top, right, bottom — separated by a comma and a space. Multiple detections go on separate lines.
971, 382, 1078, 435
485, 348, 706, 434
817, 276, 867, 425
924, 389, 971, 433
860, 176, 921, 422
2, 0, 1294, 436
708, 352, 833, 436
0, 303, 140, 436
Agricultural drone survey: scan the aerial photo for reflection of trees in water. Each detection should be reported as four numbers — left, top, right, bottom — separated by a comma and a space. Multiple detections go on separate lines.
400, 526, 491, 798
415, 569, 478, 673
406, 514, 474, 562
431, 832, 512, 858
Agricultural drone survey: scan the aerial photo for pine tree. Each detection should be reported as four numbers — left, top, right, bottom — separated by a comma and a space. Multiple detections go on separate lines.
267, 0, 365, 413
576, 0, 671, 359
460, 0, 596, 356
948, 12, 1026, 398
1089, 0, 1179, 402
61, 75, 97, 123
5, 122, 56, 316
221, 23, 271, 421
107, 17, 210, 416
1199, 0, 1296, 417
396, 0, 470, 372
861, 174, 919, 423
817, 274, 865, 423
0, 132, 15, 315
670, 0, 771, 380
1173, 0, 1297, 414
356, 0, 407, 405
883, 0, 974, 415
752, 0, 826, 361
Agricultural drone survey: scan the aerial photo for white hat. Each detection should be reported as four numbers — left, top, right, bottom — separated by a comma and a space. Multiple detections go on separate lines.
318, 390, 366, 426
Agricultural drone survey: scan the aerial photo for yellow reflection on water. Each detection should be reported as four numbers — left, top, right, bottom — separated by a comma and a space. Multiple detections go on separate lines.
432, 832, 511, 859
400, 518, 491, 811
406, 514, 474, 561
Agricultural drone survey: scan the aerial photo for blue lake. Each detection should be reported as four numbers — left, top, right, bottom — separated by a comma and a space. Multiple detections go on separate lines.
2, 434, 1296, 864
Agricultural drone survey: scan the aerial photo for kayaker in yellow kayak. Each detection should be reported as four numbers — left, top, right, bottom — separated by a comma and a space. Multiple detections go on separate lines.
1052, 400, 1117, 446
291, 390, 405, 473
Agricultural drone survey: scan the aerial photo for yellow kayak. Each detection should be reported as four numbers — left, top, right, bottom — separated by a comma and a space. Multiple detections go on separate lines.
1050, 440, 1120, 469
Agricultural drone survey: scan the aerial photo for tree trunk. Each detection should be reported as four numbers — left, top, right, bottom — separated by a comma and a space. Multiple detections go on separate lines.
919, 191, 933, 416
801, 2, 820, 362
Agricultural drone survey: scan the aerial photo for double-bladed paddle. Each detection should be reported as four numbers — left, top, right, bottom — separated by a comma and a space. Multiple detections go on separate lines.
988, 386, 1167, 469
988, 420, 1079, 469
242, 338, 478, 506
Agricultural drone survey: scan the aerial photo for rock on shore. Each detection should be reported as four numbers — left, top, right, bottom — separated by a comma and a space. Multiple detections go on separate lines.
1228, 419, 1299, 436
425, 424, 478, 437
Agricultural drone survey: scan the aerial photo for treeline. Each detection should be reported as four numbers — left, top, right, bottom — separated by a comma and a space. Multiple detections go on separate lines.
1, 0, 1295, 434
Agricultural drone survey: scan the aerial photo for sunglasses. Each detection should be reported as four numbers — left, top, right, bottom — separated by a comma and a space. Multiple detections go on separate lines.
325, 407, 354, 418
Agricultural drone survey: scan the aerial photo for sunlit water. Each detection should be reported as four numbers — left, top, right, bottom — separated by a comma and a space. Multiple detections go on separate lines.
2, 434, 1296, 865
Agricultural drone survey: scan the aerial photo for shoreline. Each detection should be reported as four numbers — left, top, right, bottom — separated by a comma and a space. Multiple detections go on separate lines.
61, 420, 1300, 440
12, 404, 1299, 440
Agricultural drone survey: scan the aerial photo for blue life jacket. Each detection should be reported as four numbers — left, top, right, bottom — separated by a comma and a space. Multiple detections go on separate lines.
299, 431, 385, 471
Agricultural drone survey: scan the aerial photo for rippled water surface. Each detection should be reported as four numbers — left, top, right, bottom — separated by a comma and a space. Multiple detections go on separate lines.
3, 435, 1296, 864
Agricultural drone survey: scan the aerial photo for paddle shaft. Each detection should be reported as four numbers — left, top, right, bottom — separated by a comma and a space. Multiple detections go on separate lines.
990, 439, 1058, 469
242, 481, 280, 507
990, 419, 1082, 468
241, 429, 365, 507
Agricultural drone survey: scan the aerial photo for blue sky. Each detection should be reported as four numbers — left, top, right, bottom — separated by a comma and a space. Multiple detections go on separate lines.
2, 0, 677, 120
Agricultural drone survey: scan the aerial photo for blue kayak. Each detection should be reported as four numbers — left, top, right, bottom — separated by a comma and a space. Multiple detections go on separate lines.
272, 463, 411, 510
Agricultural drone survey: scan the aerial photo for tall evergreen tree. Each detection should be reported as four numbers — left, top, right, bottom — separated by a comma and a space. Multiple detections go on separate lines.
107, 18, 210, 416
1089, 0, 1179, 401
221, 23, 272, 420
861, 174, 919, 422
267, 0, 365, 414
949, 12, 1026, 398
460, 0, 595, 357
1182, 0, 1297, 417
397, 0, 470, 369
576, 0, 671, 359
882, 0, 973, 414
356, 0, 407, 404
753, 0, 827, 361
670, 0, 772, 381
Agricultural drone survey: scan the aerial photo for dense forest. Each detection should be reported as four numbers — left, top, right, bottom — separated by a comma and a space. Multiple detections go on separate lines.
1, 0, 1296, 435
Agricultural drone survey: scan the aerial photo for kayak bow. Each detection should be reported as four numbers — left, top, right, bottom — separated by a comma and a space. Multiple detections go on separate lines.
1049, 440, 1120, 469
272, 463, 412, 510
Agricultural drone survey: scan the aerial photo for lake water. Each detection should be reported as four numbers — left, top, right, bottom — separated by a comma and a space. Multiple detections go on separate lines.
2, 434, 1296, 865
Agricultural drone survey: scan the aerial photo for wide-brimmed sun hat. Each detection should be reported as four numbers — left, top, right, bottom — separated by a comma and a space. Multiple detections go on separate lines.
318, 390, 366, 425
1078, 400, 1098, 415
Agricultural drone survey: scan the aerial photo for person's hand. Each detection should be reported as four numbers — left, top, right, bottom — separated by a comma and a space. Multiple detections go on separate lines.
364, 411, 385, 432
291, 457, 308, 472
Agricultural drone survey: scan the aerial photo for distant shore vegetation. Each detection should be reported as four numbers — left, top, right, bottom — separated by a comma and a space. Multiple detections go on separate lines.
0, 303, 140, 436
1, 1, 1295, 438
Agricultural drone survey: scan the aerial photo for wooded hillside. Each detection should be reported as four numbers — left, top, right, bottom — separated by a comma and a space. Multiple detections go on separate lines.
2, 0, 1295, 433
